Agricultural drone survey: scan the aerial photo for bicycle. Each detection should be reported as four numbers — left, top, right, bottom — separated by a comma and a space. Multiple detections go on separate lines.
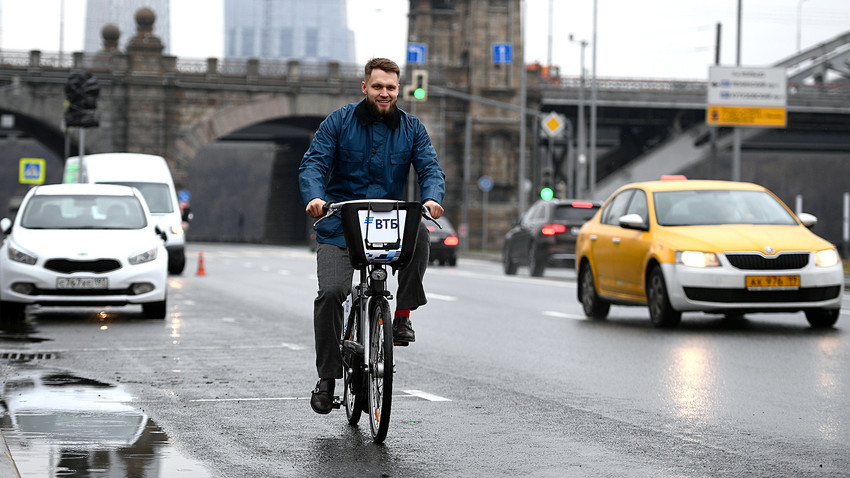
314, 199, 440, 443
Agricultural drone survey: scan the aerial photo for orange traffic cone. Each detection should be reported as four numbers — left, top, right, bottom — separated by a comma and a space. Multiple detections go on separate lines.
196, 251, 207, 276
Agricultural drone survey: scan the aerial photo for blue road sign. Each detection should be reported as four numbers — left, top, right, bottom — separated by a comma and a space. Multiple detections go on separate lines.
478, 176, 494, 192
492, 43, 512, 64
19, 158, 45, 184
178, 190, 191, 203
407, 43, 427, 65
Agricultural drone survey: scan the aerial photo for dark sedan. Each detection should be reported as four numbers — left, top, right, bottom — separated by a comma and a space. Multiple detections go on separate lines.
427, 216, 459, 266
503, 199, 601, 277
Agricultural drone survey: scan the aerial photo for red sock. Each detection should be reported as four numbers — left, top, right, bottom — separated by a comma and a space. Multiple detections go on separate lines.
395, 309, 410, 319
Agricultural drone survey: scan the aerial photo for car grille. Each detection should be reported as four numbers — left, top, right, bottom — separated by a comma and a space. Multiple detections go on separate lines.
683, 286, 840, 303
724, 253, 809, 270
44, 259, 122, 274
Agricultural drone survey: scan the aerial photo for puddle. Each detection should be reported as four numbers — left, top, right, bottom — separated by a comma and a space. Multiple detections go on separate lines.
0, 368, 211, 477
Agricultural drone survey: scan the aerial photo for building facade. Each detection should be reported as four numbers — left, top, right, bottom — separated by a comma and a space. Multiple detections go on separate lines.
223, 0, 354, 63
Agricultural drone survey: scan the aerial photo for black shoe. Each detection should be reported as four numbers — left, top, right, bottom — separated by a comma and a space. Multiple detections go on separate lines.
392, 315, 415, 343
310, 379, 335, 414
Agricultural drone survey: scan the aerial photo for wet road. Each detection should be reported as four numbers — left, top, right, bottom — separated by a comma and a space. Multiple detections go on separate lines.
1, 242, 849, 477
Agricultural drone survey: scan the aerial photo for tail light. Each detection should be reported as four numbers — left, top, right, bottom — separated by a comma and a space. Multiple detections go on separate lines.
443, 235, 459, 246
541, 224, 567, 236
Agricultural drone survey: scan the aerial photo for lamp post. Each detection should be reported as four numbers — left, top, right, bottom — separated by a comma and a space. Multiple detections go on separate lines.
796, 0, 808, 52
569, 34, 588, 197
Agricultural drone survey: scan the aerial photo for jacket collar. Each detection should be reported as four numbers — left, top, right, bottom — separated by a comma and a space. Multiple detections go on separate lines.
354, 99, 401, 130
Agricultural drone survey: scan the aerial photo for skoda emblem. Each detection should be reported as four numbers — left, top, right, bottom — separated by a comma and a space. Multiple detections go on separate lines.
764, 246, 775, 255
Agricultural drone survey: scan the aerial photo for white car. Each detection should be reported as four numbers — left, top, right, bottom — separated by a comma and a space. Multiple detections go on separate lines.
0, 184, 169, 321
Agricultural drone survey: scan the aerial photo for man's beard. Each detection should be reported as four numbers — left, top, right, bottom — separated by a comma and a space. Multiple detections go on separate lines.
366, 96, 396, 117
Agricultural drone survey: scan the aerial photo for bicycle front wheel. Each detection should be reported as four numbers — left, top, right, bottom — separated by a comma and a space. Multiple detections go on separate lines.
367, 296, 393, 443
342, 298, 363, 425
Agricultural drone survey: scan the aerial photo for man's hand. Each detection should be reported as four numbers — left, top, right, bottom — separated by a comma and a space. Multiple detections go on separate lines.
305, 198, 327, 218
423, 199, 444, 219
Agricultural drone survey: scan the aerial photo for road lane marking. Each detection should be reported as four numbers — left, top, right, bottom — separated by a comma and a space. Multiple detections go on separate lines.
427, 293, 458, 302
402, 389, 452, 401
542, 311, 586, 320
189, 390, 451, 403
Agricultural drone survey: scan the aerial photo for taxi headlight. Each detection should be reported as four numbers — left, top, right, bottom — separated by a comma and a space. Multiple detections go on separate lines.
814, 248, 839, 267
129, 248, 158, 265
170, 224, 184, 235
677, 251, 720, 268
8, 243, 37, 265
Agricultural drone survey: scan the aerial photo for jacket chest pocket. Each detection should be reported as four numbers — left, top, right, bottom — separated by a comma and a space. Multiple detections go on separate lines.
389, 152, 410, 183
336, 149, 366, 179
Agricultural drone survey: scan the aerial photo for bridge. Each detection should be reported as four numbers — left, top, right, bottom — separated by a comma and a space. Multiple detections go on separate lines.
1, 4, 849, 247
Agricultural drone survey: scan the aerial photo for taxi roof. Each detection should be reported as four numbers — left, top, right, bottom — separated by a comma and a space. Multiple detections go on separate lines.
619, 179, 766, 194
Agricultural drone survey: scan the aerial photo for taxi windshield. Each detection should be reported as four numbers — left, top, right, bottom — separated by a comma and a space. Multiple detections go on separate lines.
654, 189, 798, 226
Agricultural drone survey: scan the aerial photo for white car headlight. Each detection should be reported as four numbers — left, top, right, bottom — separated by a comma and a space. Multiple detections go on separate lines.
677, 251, 720, 268
129, 247, 158, 265
814, 248, 839, 267
170, 224, 184, 235
8, 243, 37, 265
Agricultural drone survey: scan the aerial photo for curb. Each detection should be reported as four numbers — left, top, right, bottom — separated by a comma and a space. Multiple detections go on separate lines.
1, 430, 20, 478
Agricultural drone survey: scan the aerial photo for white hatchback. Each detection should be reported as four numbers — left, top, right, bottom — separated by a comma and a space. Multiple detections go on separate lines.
0, 184, 169, 321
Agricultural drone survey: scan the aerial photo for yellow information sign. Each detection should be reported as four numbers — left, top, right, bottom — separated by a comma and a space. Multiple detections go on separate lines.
19, 158, 46, 184
706, 105, 787, 127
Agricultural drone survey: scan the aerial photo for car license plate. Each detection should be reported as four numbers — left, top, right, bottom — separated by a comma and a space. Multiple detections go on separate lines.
745, 275, 800, 290
57, 277, 108, 289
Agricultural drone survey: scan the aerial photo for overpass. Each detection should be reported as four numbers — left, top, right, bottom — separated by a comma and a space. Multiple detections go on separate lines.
540, 30, 850, 201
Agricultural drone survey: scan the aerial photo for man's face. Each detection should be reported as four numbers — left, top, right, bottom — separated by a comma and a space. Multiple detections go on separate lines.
361, 69, 399, 116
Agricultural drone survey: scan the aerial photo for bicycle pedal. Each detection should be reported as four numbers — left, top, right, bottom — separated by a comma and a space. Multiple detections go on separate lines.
332, 396, 342, 409
393, 341, 409, 347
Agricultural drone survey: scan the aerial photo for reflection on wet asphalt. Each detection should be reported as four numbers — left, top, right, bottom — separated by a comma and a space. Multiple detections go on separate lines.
0, 365, 211, 477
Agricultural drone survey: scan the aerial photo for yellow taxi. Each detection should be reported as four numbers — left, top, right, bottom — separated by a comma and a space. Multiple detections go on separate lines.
575, 178, 844, 328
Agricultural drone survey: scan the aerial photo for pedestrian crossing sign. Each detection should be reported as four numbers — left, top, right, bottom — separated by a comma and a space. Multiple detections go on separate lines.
19, 158, 46, 184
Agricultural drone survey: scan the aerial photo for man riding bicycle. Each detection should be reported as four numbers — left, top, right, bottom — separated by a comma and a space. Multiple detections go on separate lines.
298, 58, 446, 415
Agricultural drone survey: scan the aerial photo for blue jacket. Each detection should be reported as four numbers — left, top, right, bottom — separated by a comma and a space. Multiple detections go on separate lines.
299, 100, 446, 248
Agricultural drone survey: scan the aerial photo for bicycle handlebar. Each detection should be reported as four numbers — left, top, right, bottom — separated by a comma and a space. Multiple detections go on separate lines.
313, 200, 441, 229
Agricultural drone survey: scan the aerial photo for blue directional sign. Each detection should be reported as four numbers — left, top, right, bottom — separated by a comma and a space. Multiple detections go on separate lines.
407, 43, 427, 65
478, 176, 494, 192
492, 43, 512, 64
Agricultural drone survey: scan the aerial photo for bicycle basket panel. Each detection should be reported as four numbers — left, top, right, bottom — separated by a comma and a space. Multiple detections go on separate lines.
340, 201, 421, 270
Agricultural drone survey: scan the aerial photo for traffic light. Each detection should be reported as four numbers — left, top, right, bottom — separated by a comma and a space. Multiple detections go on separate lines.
64, 71, 100, 128
540, 167, 554, 200
407, 69, 428, 101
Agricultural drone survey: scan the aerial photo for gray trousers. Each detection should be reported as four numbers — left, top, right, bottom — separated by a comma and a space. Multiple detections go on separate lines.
313, 222, 430, 379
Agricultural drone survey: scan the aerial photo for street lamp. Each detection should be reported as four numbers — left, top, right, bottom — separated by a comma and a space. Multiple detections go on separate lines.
569, 34, 588, 197
797, 0, 809, 52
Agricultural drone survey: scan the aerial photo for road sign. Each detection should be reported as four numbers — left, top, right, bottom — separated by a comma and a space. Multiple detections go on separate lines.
540, 111, 566, 137
492, 43, 512, 64
19, 158, 45, 184
407, 43, 427, 65
478, 176, 494, 192
707, 66, 787, 127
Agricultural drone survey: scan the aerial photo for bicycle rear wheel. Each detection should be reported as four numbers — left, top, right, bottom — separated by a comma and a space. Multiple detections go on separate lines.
367, 296, 393, 443
342, 298, 363, 425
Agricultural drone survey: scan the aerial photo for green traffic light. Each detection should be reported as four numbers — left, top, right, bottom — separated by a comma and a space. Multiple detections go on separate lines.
540, 187, 554, 201
413, 88, 426, 100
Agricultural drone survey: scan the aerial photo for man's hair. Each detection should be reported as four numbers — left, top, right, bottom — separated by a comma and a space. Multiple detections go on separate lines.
364, 58, 400, 82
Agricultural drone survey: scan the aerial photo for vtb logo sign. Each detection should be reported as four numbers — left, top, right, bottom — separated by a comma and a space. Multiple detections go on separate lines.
364, 217, 399, 229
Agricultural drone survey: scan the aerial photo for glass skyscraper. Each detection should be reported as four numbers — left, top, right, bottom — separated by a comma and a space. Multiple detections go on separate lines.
84, 0, 171, 54
224, 0, 354, 63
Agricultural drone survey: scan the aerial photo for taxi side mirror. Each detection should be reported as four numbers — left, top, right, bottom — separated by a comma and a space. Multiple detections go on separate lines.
797, 212, 817, 228
619, 213, 648, 231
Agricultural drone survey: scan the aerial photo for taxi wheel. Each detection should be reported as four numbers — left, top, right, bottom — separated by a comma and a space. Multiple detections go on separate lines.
804, 308, 839, 328
647, 267, 681, 328
579, 263, 609, 319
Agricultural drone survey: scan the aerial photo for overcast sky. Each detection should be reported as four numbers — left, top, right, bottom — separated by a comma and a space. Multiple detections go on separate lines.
1, 0, 849, 80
